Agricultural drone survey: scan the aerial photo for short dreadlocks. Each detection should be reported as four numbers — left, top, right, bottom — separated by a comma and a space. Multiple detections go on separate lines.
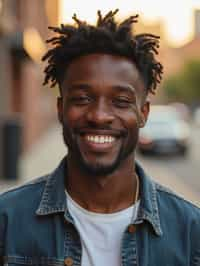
42, 9, 163, 95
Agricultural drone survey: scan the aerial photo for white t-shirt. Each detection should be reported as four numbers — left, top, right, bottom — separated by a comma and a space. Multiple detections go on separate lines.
66, 191, 140, 266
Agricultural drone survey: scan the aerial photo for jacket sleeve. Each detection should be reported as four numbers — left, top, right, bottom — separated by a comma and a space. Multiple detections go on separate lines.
190, 209, 200, 266
0, 203, 5, 263
0, 220, 4, 257
0, 257, 3, 266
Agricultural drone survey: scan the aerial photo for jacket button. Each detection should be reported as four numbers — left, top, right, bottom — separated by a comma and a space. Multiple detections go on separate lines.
64, 257, 73, 266
128, 224, 136, 233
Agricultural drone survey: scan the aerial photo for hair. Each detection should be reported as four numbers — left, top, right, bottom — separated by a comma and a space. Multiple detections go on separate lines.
42, 9, 163, 95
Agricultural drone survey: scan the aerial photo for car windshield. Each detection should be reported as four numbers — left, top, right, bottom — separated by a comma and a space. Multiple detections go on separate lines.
146, 107, 181, 127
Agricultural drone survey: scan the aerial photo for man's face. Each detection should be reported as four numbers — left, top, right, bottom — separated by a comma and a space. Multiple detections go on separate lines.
58, 54, 149, 176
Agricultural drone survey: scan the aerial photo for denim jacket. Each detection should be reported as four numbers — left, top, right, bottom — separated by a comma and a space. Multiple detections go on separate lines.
0, 157, 200, 266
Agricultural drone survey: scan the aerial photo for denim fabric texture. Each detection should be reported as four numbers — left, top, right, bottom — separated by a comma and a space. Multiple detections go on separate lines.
0, 157, 200, 265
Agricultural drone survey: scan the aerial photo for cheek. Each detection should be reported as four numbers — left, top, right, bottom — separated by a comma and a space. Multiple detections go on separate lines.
63, 106, 85, 126
116, 108, 140, 129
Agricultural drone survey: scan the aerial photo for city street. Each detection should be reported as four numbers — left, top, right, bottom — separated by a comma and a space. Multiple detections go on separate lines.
137, 123, 200, 204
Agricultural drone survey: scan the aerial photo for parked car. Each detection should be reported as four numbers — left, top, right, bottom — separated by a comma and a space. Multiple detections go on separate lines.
138, 105, 191, 156
169, 102, 191, 122
193, 107, 200, 127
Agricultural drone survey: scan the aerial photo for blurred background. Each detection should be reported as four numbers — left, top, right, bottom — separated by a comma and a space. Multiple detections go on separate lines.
0, 0, 200, 205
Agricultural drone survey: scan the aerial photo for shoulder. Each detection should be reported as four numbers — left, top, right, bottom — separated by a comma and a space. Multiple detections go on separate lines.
155, 181, 200, 212
155, 182, 200, 263
0, 175, 48, 213
154, 181, 200, 230
0, 176, 49, 255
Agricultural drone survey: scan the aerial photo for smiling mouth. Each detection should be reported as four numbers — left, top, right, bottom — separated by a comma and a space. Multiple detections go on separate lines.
86, 135, 115, 144
76, 128, 125, 152
79, 133, 118, 152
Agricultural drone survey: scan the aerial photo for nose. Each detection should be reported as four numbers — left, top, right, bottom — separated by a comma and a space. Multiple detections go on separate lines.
86, 98, 114, 126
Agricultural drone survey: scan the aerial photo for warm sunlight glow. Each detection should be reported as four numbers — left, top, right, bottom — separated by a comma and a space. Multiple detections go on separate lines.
23, 28, 46, 62
59, 0, 200, 47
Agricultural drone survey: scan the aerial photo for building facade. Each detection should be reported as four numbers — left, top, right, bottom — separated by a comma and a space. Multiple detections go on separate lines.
0, 0, 59, 178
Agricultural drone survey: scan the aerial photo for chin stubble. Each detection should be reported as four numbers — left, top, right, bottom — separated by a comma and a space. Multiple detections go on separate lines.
62, 129, 138, 176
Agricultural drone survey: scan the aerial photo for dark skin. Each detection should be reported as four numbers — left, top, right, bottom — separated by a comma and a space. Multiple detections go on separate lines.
57, 54, 149, 213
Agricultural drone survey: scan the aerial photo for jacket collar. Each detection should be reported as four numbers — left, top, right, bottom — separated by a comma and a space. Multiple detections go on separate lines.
134, 163, 163, 236
36, 157, 67, 215
36, 157, 162, 236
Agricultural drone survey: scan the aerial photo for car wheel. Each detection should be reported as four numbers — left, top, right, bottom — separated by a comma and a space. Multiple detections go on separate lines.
179, 146, 188, 156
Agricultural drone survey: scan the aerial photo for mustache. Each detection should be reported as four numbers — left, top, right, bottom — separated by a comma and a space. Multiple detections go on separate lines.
73, 126, 127, 137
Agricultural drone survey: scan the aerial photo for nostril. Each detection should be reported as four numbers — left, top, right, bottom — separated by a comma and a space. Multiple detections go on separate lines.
86, 101, 114, 124
86, 110, 114, 124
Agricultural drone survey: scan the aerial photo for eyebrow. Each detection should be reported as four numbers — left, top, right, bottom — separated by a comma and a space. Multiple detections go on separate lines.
67, 83, 91, 91
112, 85, 136, 95
66, 83, 136, 95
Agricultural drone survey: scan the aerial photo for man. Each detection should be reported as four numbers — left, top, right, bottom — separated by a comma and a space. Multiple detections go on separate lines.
0, 10, 200, 266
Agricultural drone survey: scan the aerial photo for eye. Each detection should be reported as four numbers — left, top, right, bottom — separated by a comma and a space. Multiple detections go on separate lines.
70, 95, 92, 106
113, 97, 133, 108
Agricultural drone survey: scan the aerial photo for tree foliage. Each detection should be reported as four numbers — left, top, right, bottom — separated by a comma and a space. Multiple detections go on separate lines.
163, 59, 200, 104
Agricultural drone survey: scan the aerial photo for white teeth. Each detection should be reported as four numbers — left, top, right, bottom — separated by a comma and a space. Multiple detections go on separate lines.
86, 135, 115, 144
100, 136, 104, 143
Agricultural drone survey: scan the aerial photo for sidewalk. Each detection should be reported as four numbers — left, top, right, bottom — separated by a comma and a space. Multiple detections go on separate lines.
0, 123, 199, 206
0, 123, 66, 193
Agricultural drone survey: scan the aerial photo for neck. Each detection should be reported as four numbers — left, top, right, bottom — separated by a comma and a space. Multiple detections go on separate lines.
65, 155, 138, 213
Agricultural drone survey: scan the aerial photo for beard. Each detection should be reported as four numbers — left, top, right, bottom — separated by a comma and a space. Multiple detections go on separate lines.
62, 123, 138, 176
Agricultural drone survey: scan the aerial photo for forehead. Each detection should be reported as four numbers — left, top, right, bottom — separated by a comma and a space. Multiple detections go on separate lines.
61, 53, 145, 94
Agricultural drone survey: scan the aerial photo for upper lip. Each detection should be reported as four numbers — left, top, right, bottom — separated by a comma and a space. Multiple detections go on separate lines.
76, 129, 124, 138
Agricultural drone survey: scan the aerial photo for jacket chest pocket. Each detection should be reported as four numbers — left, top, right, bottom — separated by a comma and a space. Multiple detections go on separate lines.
3, 256, 64, 266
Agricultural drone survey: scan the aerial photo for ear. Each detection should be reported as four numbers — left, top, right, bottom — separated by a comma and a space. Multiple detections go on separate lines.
139, 100, 150, 128
57, 97, 63, 124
